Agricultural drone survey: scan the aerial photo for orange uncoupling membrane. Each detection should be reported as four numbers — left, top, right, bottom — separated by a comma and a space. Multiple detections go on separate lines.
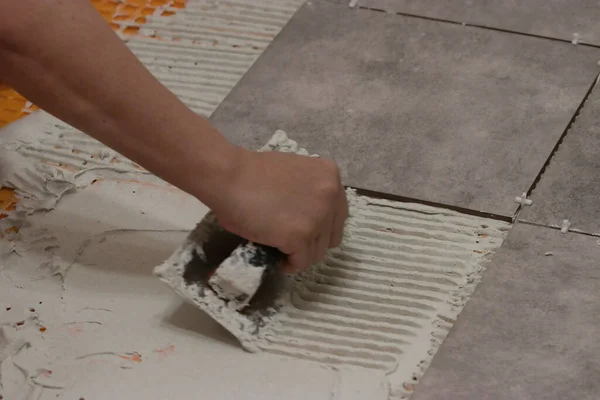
0, 0, 186, 218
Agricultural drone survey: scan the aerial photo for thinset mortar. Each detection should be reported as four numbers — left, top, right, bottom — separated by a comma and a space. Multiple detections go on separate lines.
154, 131, 511, 399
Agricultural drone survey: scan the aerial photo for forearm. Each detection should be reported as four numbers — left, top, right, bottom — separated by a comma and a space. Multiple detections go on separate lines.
0, 0, 238, 205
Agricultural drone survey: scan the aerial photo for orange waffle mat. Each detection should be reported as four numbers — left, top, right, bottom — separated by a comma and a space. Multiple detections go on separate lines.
0, 0, 186, 218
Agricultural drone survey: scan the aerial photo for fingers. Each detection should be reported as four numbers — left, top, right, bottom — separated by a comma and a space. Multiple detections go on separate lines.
286, 192, 347, 274
329, 187, 348, 249
284, 244, 314, 273
283, 162, 348, 274
285, 217, 330, 273
315, 217, 332, 262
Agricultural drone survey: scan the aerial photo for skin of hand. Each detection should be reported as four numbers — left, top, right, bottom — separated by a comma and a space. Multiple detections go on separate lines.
216, 151, 348, 272
0, 0, 348, 272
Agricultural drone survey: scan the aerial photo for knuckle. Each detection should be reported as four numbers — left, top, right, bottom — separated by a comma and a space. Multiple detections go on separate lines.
326, 160, 341, 179
317, 158, 338, 175
296, 222, 316, 243
314, 160, 342, 198
320, 182, 339, 199
281, 221, 318, 252
319, 177, 341, 197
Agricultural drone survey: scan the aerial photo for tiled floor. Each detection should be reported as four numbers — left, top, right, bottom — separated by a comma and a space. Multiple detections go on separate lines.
208, 1, 600, 398
411, 224, 600, 400
519, 85, 600, 235
2, 0, 600, 399
210, 0, 600, 217
360, 0, 600, 46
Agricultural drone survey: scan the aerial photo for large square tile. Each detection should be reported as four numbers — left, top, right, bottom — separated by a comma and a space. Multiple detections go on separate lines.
210, 1, 599, 216
519, 86, 600, 234
359, 0, 600, 45
412, 224, 600, 400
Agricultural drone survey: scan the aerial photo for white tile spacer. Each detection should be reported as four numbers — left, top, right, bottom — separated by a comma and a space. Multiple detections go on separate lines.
349, 0, 359, 8
560, 219, 571, 234
572, 33, 580, 45
514, 192, 533, 206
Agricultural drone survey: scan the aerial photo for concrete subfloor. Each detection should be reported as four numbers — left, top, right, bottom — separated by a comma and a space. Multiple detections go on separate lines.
209, 1, 600, 398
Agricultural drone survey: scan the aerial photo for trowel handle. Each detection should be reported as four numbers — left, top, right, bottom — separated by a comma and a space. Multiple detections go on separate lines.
241, 242, 287, 271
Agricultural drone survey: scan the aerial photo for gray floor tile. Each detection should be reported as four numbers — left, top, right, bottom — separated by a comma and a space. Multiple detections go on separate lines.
519, 86, 600, 234
210, 1, 599, 216
359, 0, 600, 45
412, 223, 600, 400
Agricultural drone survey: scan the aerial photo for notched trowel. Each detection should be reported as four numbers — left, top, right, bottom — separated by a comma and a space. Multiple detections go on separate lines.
154, 211, 289, 352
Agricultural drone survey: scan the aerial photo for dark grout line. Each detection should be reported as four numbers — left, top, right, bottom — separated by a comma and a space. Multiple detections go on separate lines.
517, 219, 562, 232
512, 75, 598, 222
517, 219, 600, 238
524, 74, 599, 197
357, 5, 600, 49
511, 205, 522, 224
351, 186, 513, 223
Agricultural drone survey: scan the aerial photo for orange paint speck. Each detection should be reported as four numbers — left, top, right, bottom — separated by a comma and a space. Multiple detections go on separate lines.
155, 344, 175, 359
118, 352, 142, 363
4, 226, 19, 236
0, 188, 18, 219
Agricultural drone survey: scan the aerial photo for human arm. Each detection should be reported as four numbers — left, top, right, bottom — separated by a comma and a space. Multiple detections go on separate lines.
0, 0, 348, 271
